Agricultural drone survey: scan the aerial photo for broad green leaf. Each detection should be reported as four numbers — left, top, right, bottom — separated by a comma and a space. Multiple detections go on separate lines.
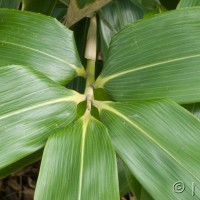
95, 7, 200, 104
177, 0, 200, 9
99, 0, 143, 59
22, 0, 58, 15
0, 149, 43, 178
94, 99, 200, 199
35, 113, 119, 200
0, 65, 83, 171
0, 9, 85, 85
0, 0, 21, 8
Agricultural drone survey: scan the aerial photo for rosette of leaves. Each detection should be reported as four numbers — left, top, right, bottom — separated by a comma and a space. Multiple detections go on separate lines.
1, 0, 200, 199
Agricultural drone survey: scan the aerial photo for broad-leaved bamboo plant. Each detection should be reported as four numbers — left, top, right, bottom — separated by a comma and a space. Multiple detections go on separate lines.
1, 0, 200, 199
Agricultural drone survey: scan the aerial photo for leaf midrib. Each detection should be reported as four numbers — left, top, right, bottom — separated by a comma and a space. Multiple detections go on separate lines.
77, 115, 90, 200
0, 40, 77, 69
0, 97, 72, 120
101, 103, 200, 183
96, 54, 200, 87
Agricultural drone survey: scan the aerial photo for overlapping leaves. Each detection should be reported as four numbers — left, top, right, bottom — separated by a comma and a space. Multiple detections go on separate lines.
95, 99, 200, 199
0, 65, 82, 177
35, 114, 119, 200
2, 3, 200, 200
95, 7, 200, 104
0, 9, 85, 85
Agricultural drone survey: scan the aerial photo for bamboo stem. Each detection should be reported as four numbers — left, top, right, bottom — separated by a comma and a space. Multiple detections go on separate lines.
84, 15, 97, 112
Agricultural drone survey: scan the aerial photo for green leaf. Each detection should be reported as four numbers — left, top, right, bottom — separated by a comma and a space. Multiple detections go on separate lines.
22, 0, 58, 15
0, 0, 21, 8
35, 113, 119, 200
117, 157, 150, 199
0, 65, 83, 171
0, 9, 85, 85
121, 163, 142, 200
94, 99, 200, 199
95, 7, 200, 104
177, 0, 200, 9
0, 149, 43, 178
118, 160, 153, 200
99, 0, 143, 59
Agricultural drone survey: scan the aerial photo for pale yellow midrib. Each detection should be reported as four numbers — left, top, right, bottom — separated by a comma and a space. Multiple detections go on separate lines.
77, 114, 90, 200
99, 103, 200, 183
0, 40, 77, 69
96, 54, 200, 87
0, 97, 73, 120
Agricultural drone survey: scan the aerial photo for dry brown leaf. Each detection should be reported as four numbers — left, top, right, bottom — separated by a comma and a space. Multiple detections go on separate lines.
7, 179, 21, 191
64, 0, 111, 27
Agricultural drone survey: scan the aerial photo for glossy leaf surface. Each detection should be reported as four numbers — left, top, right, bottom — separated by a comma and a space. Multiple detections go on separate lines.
95, 99, 200, 199
0, 9, 85, 85
99, 0, 143, 59
0, 65, 82, 171
95, 7, 200, 103
35, 114, 119, 200
177, 0, 200, 8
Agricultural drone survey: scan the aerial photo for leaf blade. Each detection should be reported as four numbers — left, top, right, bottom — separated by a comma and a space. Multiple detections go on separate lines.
177, 0, 200, 9
0, 9, 85, 85
95, 99, 200, 199
95, 7, 200, 103
99, 0, 143, 59
0, 65, 81, 171
35, 115, 119, 200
